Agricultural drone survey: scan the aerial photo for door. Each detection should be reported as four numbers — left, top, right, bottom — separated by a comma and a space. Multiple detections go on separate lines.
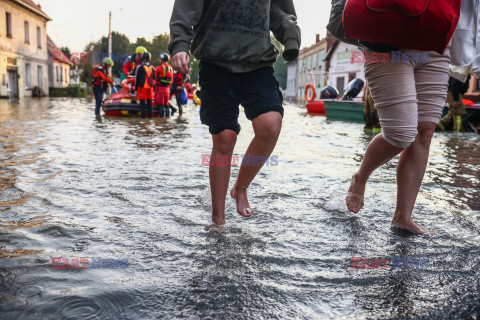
7, 70, 18, 97
336, 77, 345, 96
38, 66, 43, 89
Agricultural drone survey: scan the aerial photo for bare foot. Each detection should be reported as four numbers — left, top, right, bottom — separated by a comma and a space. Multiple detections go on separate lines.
212, 215, 226, 226
230, 184, 253, 218
346, 173, 366, 213
391, 217, 437, 236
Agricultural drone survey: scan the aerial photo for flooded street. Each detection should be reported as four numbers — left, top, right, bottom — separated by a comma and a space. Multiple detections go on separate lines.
0, 97, 479, 319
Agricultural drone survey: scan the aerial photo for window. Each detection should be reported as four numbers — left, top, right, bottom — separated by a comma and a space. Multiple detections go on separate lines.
24, 21, 29, 44
38, 66, 43, 87
37, 27, 42, 48
6, 12, 12, 38
60, 67, 63, 82
25, 63, 31, 88
56, 66, 59, 82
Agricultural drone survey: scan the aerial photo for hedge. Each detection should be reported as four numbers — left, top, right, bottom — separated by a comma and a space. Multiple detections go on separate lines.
49, 85, 89, 98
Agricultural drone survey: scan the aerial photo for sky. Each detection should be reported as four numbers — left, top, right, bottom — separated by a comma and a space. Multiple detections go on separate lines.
40, 0, 331, 53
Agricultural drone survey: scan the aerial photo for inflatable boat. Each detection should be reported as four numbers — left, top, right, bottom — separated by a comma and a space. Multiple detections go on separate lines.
102, 78, 162, 117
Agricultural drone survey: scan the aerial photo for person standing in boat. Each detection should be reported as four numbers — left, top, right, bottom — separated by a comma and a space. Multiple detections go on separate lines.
135, 52, 156, 119
123, 46, 147, 78
92, 57, 115, 115
155, 53, 174, 117
169, 0, 301, 225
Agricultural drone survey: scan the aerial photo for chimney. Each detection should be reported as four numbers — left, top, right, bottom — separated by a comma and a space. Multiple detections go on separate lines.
316, 34, 320, 43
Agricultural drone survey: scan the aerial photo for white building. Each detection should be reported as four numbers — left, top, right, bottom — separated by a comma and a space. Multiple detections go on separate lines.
47, 35, 73, 88
0, 0, 51, 98
285, 61, 297, 101
325, 39, 365, 99
296, 35, 328, 101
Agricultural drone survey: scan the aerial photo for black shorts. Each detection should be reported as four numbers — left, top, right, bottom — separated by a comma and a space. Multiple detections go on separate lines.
198, 62, 284, 135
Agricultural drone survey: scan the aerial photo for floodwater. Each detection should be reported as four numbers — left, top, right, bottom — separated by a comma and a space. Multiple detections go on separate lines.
0, 97, 479, 320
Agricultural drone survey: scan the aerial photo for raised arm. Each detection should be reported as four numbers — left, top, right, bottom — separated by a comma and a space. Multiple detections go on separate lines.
270, 0, 301, 61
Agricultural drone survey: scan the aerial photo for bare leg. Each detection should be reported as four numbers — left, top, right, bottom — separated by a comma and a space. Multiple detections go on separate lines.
231, 111, 282, 217
210, 130, 237, 225
346, 134, 404, 213
392, 122, 437, 235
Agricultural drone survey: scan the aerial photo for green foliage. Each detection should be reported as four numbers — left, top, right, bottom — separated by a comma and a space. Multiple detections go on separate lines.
80, 63, 93, 85
60, 46, 71, 59
190, 57, 200, 83
83, 32, 131, 78
272, 36, 287, 89
49, 85, 89, 98
83, 32, 171, 78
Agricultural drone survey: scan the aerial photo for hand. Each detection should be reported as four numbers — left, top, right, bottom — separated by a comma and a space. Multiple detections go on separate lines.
172, 52, 190, 74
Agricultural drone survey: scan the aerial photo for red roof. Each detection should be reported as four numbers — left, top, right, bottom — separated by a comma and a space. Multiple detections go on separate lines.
11, 0, 51, 20
47, 35, 74, 66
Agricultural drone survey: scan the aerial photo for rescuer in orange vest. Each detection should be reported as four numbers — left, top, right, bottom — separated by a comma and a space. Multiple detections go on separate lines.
92, 57, 115, 115
135, 52, 156, 118
154, 53, 174, 117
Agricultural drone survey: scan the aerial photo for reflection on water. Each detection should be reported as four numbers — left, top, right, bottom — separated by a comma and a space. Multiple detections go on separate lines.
0, 98, 479, 319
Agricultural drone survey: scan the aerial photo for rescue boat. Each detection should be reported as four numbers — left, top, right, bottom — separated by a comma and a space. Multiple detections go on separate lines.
102, 78, 161, 117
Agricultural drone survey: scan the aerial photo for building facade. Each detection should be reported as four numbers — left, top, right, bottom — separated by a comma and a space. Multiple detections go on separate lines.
47, 35, 73, 88
285, 61, 297, 101
296, 35, 327, 101
0, 0, 50, 98
325, 39, 365, 99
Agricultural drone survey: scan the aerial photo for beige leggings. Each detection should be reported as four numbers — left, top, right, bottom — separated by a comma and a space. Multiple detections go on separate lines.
365, 49, 450, 148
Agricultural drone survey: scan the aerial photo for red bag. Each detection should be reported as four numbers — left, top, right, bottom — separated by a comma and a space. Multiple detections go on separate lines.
343, 0, 461, 54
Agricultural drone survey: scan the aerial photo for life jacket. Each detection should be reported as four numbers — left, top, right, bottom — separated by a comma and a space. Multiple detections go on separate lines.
173, 71, 183, 86
123, 55, 141, 76
92, 66, 107, 87
140, 65, 155, 89
157, 63, 173, 87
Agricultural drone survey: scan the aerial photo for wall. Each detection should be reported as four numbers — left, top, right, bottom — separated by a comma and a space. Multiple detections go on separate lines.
48, 60, 71, 88
0, 0, 49, 97
285, 61, 297, 101
328, 42, 365, 99
297, 40, 327, 101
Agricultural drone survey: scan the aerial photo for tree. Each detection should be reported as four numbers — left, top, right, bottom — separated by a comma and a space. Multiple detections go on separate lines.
60, 46, 71, 59
83, 32, 131, 77
190, 57, 200, 83
272, 36, 288, 89
150, 33, 170, 64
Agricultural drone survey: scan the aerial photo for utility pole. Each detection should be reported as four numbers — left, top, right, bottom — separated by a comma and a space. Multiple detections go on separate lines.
108, 11, 112, 59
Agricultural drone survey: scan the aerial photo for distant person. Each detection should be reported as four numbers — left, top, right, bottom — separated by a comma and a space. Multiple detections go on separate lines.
363, 85, 381, 134
169, 0, 301, 225
92, 57, 115, 115
437, 76, 472, 133
123, 46, 147, 78
154, 53, 174, 117
170, 70, 185, 115
135, 52, 156, 119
